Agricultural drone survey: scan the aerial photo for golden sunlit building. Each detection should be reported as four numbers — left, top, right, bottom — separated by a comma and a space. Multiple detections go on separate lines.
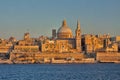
41, 20, 82, 53
82, 34, 104, 53
13, 33, 40, 52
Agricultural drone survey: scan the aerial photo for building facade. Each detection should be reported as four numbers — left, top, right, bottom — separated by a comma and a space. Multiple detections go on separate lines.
41, 19, 82, 53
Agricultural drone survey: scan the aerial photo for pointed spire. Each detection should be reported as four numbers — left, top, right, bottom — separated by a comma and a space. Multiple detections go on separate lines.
62, 19, 67, 27
77, 20, 80, 29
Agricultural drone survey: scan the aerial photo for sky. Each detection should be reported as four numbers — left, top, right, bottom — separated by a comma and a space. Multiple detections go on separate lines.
0, 0, 120, 40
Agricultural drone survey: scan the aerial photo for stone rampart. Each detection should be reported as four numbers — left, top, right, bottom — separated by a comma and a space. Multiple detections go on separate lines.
96, 52, 120, 63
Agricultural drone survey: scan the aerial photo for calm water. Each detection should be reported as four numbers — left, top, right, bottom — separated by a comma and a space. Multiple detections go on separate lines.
0, 64, 120, 80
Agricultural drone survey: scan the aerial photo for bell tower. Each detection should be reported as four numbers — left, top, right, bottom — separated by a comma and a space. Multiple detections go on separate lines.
75, 20, 81, 52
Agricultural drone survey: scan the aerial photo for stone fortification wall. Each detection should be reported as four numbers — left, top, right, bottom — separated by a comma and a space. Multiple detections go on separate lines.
10, 52, 85, 64
96, 52, 120, 63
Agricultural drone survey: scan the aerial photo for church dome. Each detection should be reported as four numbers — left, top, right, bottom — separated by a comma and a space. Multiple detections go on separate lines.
57, 20, 73, 38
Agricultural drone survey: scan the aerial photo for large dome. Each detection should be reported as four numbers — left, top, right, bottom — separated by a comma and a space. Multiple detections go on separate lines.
57, 20, 73, 39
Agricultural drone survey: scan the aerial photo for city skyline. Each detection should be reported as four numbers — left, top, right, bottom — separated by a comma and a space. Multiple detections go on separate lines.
0, 0, 120, 39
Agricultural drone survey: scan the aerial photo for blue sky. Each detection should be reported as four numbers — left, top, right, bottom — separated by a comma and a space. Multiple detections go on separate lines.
0, 0, 120, 39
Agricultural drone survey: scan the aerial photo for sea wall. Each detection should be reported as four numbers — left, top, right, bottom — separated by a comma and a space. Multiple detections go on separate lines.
8, 52, 120, 64
10, 52, 87, 64
96, 52, 120, 63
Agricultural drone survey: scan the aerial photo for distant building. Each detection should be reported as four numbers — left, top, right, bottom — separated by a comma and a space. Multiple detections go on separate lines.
81, 33, 118, 53
13, 33, 40, 52
52, 29, 56, 39
111, 36, 120, 42
41, 19, 82, 53
24, 32, 30, 40
0, 39, 13, 59
82, 34, 103, 53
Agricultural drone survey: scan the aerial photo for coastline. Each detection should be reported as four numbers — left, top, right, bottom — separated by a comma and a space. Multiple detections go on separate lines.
0, 59, 120, 64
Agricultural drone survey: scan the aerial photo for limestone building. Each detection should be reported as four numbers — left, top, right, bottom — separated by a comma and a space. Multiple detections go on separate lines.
82, 34, 104, 53
0, 39, 13, 59
41, 19, 82, 53
13, 33, 39, 52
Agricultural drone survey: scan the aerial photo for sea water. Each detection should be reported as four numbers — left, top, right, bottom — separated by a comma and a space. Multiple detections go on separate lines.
0, 64, 120, 80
